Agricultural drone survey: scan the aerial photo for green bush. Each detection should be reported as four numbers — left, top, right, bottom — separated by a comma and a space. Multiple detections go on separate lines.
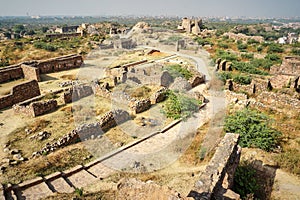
33, 41, 57, 52
233, 74, 252, 85
291, 48, 300, 56
165, 64, 193, 80
267, 43, 284, 53
218, 42, 229, 49
217, 72, 232, 84
265, 53, 282, 63
194, 37, 213, 46
224, 108, 281, 151
232, 61, 268, 75
233, 161, 259, 199
162, 90, 201, 120
215, 49, 239, 62
241, 53, 254, 60
247, 39, 260, 45
237, 43, 248, 52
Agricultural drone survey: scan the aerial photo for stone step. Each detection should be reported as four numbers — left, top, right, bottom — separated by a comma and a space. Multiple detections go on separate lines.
47, 177, 74, 194
64, 169, 98, 189
86, 163, 115, 179
14, 181, 53, 200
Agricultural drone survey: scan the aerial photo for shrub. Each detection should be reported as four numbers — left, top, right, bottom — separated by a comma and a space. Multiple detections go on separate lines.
247, 39, 260, 45
218, 42, 229, 49
232, 61, 268, 75
233, 74, 252, 85
215, 49, 239, 62
33, 41, 57, 52
237, 43, 248, 52
267, 43, 284, 53
233, 161, 259, 199
291, 48, 300, 56
194, 37, 213, 46
224, 108, 281, 151
217, 72, 232, 84
265, 53, 282, 63
256, 45, 263, 52
165, 64, 193, 80
241, 53, 254, 60
162, 90, 201, 120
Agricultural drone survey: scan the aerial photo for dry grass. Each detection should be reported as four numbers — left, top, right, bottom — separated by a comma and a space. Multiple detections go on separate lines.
1, 144, 93, 185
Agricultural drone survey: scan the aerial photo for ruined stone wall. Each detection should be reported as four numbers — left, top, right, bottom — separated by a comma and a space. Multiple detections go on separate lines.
150, 87, 167, 104
270, 56, 300, 75
129, 98, 151, 114
21, 64, 40, 81
188, 133, 241, 200
33, 109, 130, 156
61, 85, 93, 104
13, 100, 57, 117
35, 54, 83, 74
0, 64, 24, 83
45, 33, 81, 39
0, 80, 41, 110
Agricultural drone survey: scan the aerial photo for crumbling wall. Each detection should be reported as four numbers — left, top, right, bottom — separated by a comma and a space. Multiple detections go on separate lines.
270, 56, 300, 75
61, 85, 93, 104
32, 109, 130, 157
150, 87, 167, 104
188, 133, 241, 200
0, 80, 40, 110
0, 64, 24, 83
129, 98, 151, 114
21, 64, 40, 81
13, 100, 57, 117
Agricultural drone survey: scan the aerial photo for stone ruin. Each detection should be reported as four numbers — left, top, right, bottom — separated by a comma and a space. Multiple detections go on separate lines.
33, 109, 130, 157
129, 98, 152, 114
215, 58, 232, 71
0, 80, 41, 110
270, 56, 300, 92
188, 133, 241, 199
61, 85, 94, 104
0, 54, 83, 84
178, 17, 203, 35
13, 99, 57, 117
223, 32, 264, 43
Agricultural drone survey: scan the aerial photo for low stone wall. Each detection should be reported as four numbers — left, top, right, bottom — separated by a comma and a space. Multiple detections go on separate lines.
62, 85, 93, 104
33, 109, 130, 157
0, 80, 41, 110
0, 64, 24, 83
129, 98, 151, 114
270, 56, 300, 75
188, 72, 206, 87
13, 100, 57, 117
188, 133, 241, 200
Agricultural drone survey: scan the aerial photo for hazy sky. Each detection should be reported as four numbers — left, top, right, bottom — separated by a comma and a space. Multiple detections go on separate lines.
0, 0, 299, 17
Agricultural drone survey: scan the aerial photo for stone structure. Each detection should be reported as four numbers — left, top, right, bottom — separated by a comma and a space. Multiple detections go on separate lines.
223, 32, 264, 43
216, 59, 232, 71
188, 72, 206, 87
129, 98, 152, 114
270, 56, 300, 75
55, 26, 79, 34
32, 109, 130, 157
0, 64, 24, 83
61, 85, 93, 104
100, 38, 136, 50
178, 17, 203, 35
0, 54, 83, 84
13, 99, 57, 117
45, 33, 82, 39
150, 87, 167, 104
0, 80, 41, 110
188, 133, 241, 200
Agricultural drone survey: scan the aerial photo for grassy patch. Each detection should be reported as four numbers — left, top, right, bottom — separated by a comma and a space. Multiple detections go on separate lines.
164, 64, 193, 80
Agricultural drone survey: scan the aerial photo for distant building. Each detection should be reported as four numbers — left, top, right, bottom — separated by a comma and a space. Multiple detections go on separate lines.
55, 26, 79, 34
177, 17, 203, 35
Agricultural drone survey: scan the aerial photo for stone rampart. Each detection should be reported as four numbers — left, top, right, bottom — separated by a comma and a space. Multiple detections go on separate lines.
150, 87, 167, 104
0, 80, 41, 110
188, 133, 241, 200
